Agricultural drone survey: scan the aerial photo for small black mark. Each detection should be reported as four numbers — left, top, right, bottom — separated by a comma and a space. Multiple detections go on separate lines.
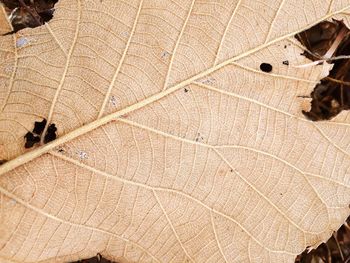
260, 63, 273, 73
69, 253, 115, 263
282, 60, 289, 65
32, 118, 47, 135
57, 148, 64, 153
0, 159, 7, 165
44, 123, 57, 144
284, 45, 287, 49
184, 88, 189, 93
195, 133, 204, 142
24, 132, 40, 148
230, 169, 233, 172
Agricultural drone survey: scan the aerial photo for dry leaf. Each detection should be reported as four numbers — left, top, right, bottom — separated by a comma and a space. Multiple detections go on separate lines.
295, 20, 350, 121
0, 0, 57, 35
1, 0, 350, 262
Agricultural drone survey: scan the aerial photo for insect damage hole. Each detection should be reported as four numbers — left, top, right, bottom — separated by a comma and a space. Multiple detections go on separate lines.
33, 118, 47, 135
24, 118, 57, 149
24, 132, 40, 148
295, 19, 350, 121
260, 63, 273, 72
1, 0, 59, 35
44, 123, 57, 143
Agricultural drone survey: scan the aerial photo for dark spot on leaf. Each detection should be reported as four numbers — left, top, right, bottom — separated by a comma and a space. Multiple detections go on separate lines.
1, 0, 59, 35
295, 19, 350, 121
184, 88, 189, 93
24, 132, 40, 148
47, 123, 57, 133
284, 45, 287, 48
44, 123, 57, 144
57, 148, 64, 153
260, 63, 273, 73
32, 118, 47, 135
282, 60, 289, 65
69, 253, 116, 263
24, 120, 58, 148
0, 159, 7, 165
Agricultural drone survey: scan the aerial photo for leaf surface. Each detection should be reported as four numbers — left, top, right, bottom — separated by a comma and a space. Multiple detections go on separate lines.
1, 0, 350, 262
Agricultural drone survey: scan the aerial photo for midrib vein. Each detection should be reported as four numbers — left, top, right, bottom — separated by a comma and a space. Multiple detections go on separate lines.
0, 6, 348, 176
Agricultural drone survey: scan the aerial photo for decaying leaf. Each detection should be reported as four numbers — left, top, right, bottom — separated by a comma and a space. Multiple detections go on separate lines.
0, 0, 350, 262
1, 0, 58, 35
296, 216, 350, 262
295, 20, 346, 61
296, 19, 350, 121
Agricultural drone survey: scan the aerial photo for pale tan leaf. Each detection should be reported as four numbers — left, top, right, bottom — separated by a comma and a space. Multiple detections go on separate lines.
0, 0, 350, 262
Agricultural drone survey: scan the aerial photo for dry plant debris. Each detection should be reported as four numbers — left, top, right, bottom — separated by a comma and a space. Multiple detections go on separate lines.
296, 20, 350, 121
1, 0, 58, 35
1, 1, 350, 262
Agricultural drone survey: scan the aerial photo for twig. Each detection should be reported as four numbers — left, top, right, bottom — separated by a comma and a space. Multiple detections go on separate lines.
333, 231, 345, 261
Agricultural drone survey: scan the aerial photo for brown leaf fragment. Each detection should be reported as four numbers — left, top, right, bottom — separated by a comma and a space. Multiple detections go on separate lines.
295, 20, 350, 121
0, 0, 58, 35
295, 215, 350, 263
295, 20, 347, 61
70, 254, 117, 263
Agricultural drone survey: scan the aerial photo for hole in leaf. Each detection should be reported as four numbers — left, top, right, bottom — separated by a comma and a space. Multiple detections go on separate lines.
260, 63, 273, 72
44, 123, 57, 144
1, 0, 59, 35
24, 119, 58, 148
69, 253, 117, 263
24, 132, 40, 148
295, 19, 350, 121
32, 118, 47, 135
